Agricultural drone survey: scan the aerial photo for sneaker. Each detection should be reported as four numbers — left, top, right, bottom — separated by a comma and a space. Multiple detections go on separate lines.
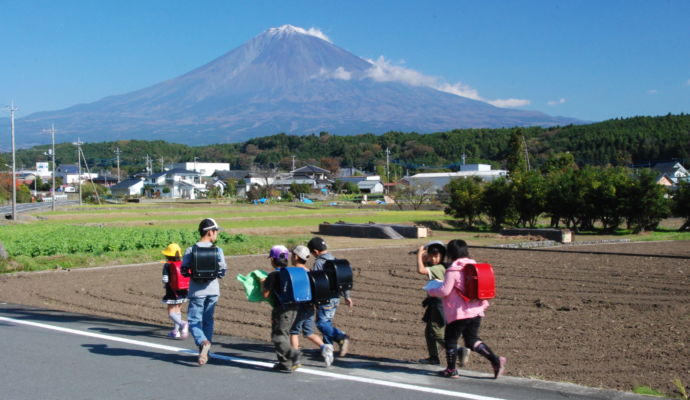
438, 368, 460, 378
417, 357, 441, 365
337, 337, 350, 357
272, 363, 292, 373
457, 347, 471, 368
321, 344, 334, 367
290, 350, 302, 371
492, 357, 507, 379
180, 323, 189, 339
198, 340, 211, 365
167, 330, 181, 339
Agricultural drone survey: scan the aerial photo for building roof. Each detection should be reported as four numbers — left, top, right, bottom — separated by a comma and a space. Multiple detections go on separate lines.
110, 178, 144, 190
57, 164, 79, 174
213, 170, 250, 180
149, 168, 200, 180
292, 165, 331, 175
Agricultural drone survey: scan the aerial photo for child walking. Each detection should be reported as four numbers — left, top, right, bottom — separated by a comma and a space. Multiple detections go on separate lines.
289, 245, 334, 367
161, 243, 189, 339
308, 237, 352, 356
427, 239, 506, 379
416, 241, 471, 367
262, 245, 302, 373
181, 218, 227, 366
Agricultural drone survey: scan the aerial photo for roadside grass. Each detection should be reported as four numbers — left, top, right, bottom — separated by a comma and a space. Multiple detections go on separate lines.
633, 386, 668, 398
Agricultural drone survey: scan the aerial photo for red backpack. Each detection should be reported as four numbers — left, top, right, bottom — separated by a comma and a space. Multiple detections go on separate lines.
167, 260, 190, 291
458, 263, 495, 301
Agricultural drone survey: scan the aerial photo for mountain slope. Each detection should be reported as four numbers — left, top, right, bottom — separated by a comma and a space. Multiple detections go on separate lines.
10, 25, 580, 147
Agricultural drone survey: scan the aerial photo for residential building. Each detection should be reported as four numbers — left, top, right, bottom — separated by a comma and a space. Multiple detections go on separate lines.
402, 164, 508, 191
145, 168, 205, 199
172, 162, 230, 177
55, 164, 98, 185
110, 178, 145, 197
652, 161, 688, 186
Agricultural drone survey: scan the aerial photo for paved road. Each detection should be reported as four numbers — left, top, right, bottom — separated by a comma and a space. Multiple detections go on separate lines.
0, 200, 77, 216
0, 303, 655, 400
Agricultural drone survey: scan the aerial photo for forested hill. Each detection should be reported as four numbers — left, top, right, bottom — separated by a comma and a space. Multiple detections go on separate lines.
6, 114, 690, 176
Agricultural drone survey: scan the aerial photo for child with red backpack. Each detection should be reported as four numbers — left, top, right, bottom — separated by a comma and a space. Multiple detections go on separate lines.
427, 239, 506, 379
161, 243, 189, 339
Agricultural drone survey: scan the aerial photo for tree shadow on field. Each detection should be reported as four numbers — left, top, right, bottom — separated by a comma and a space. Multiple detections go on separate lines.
82, 344, 197, 367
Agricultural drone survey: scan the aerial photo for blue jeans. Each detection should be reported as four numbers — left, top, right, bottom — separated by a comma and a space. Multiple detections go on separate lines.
187, 295, 218, 346
315, 297, 347, 345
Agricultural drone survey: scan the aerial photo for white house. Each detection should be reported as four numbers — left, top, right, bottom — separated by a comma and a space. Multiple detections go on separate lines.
338, 175, 384, 193
652, 162, 688, 187
172, 162, 230, 177
403, 164, 508, 191
110, 178, 145, 197
55, 164, 98, 185
146, 168, 206, 199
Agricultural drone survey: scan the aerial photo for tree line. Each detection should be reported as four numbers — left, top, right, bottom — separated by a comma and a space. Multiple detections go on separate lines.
3, 113, 688, 178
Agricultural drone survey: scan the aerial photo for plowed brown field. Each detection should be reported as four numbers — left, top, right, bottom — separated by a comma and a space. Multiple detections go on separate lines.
1, 240, 688, 396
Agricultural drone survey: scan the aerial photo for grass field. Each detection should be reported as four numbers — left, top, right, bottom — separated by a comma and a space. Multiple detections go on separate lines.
1, 200, 688, 273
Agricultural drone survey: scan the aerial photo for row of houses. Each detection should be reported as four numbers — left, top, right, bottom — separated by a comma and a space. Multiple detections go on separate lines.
15, 160, 690, 200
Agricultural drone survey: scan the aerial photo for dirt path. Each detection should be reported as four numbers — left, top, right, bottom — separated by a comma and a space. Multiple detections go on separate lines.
1, 240, 688, 396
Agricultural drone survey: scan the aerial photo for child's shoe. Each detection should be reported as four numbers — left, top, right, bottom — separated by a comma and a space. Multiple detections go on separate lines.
438, 368, 460, 378
321, 344, 334, 367
167, 330, 181, 339
337, 336, 350, 357
180, 323, 189, 339
198, 340, 211, 365
492, 356, 507, 379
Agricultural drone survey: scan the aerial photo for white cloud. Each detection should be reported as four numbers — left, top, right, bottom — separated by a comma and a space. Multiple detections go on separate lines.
363, 56, 530, 108
318, 66, 352, 80
647, 89, 659, 95
547, 98, 567, 106
686, 79, 690, 86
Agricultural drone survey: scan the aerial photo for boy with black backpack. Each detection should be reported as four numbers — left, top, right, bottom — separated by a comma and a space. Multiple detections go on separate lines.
181, 218, 227, 366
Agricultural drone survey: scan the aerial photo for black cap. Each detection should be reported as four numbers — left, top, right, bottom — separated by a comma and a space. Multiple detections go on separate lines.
199, 218, 220, 235
307, 237, 328, 252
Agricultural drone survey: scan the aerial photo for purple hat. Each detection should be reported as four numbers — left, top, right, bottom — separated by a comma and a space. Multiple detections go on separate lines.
269, 245, 289, 260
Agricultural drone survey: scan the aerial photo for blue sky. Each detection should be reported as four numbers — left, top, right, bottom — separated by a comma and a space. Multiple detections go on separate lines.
1, 0, 689, 123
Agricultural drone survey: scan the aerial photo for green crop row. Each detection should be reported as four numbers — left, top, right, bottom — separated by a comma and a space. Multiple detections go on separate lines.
0, 225, 249, 257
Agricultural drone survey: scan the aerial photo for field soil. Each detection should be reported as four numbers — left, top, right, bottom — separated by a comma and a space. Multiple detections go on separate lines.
1, 240, 688, 396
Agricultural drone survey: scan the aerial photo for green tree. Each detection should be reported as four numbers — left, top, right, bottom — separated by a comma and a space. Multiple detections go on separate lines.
289, 182, 312, 197
81, 183, 109, 204
512, 171, 546, 228
622, 169, 670, 233
391, 181, 435, 210
671, 180, 690, 231
443, 177, 483, 228
481, 177, 514, 230
17, 184, 32, 203
506, 128, 529, 177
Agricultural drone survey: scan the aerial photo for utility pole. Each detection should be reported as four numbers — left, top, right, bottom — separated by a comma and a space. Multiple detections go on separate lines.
159, 157, 164, 173
291, 155, 296, 171
193, 156, 198, 172
385, 147, 391, 184
144, 154, 152, 175
114, 147, 121, 183
43, 124, 57, 211
7, 101, 18, 221
522, 135, 531, 172
74, 138, 84, 206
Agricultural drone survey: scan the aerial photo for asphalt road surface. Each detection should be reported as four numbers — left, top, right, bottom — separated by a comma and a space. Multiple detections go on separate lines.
0, 303, 656, 400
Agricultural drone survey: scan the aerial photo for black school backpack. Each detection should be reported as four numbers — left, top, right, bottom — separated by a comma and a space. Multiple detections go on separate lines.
190, 245, 220, 281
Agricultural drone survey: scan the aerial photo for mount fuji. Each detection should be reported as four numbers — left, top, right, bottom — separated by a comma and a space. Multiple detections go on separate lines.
9, 25, 580, 147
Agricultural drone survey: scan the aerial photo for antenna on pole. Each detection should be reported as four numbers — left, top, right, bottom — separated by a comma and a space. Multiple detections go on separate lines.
42, 124, 57, 211
114, 147, 122, 183
6, 101, 18, 221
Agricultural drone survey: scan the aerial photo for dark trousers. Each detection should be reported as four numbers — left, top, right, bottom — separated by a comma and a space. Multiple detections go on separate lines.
271, 304, 300, 368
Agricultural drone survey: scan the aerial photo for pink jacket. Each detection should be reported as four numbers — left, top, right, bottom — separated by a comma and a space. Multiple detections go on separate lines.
427, 257, 489, 324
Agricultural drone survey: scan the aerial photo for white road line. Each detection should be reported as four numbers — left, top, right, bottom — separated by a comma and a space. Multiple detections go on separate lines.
0, 316, 507, 400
